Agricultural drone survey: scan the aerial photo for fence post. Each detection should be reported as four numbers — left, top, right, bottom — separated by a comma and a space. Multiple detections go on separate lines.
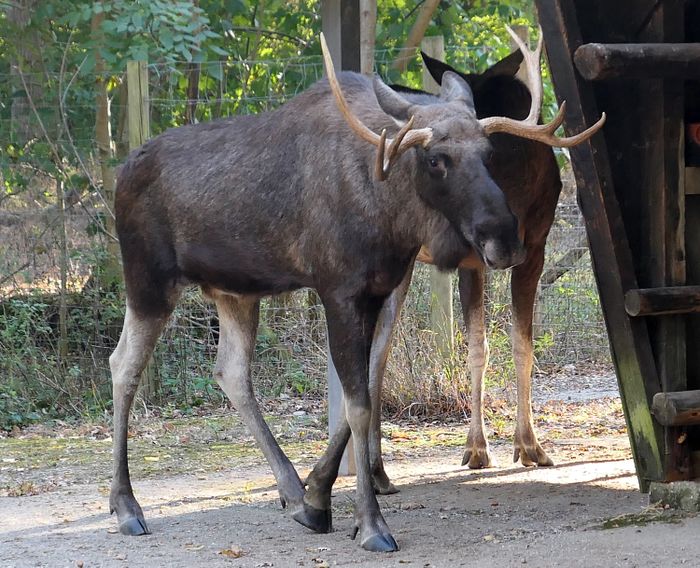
127, 61, 150, 149
126, 60, 157, 402
422, 36, 455, 360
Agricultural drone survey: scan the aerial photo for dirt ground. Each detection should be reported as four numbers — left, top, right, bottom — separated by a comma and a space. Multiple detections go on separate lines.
2, 369, 699, 568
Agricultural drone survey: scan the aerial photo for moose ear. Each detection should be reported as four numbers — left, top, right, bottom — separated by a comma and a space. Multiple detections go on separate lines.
422, 51, 479, 90
421, 51, 459, 86
373, 75, 412, 120
480, 49, 524, 80
440, 71, 475, 108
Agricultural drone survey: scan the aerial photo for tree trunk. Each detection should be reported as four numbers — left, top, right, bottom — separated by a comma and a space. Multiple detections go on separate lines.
9, 0, 41, 143
185, 0, 201, 125
92, 4, 122, 288
391, 0, 441, 72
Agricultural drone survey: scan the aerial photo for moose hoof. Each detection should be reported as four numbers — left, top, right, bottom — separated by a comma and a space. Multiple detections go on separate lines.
514, 444, 554, 467
118, 516, 151, 536
292, 502, 332, 534
372, 471, 399, 495
361, 532, 399, 553
462, 447, 494, 469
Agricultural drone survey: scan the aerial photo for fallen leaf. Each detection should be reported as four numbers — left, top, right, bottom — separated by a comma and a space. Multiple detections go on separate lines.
220, 546, 245, 558
185, 544, 205, 551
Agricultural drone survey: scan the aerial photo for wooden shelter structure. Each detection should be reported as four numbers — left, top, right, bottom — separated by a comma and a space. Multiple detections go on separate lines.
535, 0, 700, 490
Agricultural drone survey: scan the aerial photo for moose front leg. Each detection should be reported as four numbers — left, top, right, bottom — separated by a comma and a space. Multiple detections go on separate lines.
458, 267, 494, 469
299, 292, 398, 552
511, 245, 553, 467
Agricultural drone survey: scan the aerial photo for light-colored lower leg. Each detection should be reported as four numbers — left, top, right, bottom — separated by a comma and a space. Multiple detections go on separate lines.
512, 318, 552, 466
511, 248, 553, 467
459, 268, 493, 469
213, 293, 305, 510
110, 306, 170, 535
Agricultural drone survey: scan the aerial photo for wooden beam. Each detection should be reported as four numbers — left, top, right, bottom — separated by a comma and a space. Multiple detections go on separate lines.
421, 35, 454, 360
126, 60, 150, 150
625, 286, 700, 317
653, 391, 700, 426
535, 0, 665, 489
322, 0, 366, 476
574, 43, 700, 80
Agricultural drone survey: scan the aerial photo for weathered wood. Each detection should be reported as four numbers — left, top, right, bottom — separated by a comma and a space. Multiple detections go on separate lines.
574, 43, 700, 80
420, 36, 454, 360
126, 59, 157, 401
359, 0, 376, 75
652, 391, 700, 426
126, 60, 150, 150
575, 0, 689, 482
535, 0, 666, 489
322, 0, 365, 475
687, 168, 700, 195
625, 286, 700, 317
391, 0, 441, 72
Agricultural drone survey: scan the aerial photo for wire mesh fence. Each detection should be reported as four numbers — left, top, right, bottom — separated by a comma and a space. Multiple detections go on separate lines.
0, 48, 611, 427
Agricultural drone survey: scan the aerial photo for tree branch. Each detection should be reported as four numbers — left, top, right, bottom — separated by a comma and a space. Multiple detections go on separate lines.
391, 0, 441, 72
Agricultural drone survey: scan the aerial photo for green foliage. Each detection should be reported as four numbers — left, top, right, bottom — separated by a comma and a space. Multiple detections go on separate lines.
0, 0, 590, 427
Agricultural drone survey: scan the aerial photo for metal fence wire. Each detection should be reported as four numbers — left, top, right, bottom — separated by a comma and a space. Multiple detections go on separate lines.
0, 49, 611, 421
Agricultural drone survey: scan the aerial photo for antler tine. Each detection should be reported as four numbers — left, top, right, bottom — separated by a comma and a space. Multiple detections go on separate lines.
480, 26, 606, 148
320, 32, 432, 181
320, 32, 382, 147
375, 128, 388, 181
384, 116, 415, 173
505, 25, 543, 124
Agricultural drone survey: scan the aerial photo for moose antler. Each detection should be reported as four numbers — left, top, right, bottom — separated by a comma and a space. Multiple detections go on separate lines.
479, 27, 606, 147
320, 32, 433, 181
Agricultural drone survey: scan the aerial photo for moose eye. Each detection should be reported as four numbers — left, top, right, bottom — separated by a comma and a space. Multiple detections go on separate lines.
428, 157, 440, 168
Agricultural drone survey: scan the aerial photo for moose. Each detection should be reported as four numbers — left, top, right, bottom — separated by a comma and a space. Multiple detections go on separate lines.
363, 31, 583, 497
109, 31, 603, 552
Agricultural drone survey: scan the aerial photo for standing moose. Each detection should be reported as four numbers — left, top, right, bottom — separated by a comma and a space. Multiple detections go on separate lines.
109, 31, 602, 552
364, 30, 597, 497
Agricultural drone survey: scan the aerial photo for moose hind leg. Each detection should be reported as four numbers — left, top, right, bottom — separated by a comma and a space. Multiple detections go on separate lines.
511, 245, 553, 467
110, 306, 171, 535
458, 267, 494, 469
213, 293, 306, 513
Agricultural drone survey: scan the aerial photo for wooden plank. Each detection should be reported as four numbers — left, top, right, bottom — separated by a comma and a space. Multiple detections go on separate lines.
126, 60, 149, 150
652, 391, 700, 426
421, 36, 454, 360
126, 59, 158, 403
322, 0, 364, 476
535, 0, 665, 489
574, 43, 700, 80
575, 0, 689, 482
359, 0, 376, 75
687, 168, 700, 194
625, 286, 700, 317
656, 0, 688, 480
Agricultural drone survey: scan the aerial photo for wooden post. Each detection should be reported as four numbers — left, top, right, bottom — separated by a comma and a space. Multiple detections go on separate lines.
322, 0, 364, 475
359, 0, 377, 75
422, 36, 454, 360
126, 60, 157, 402
127, 61, 150, 150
